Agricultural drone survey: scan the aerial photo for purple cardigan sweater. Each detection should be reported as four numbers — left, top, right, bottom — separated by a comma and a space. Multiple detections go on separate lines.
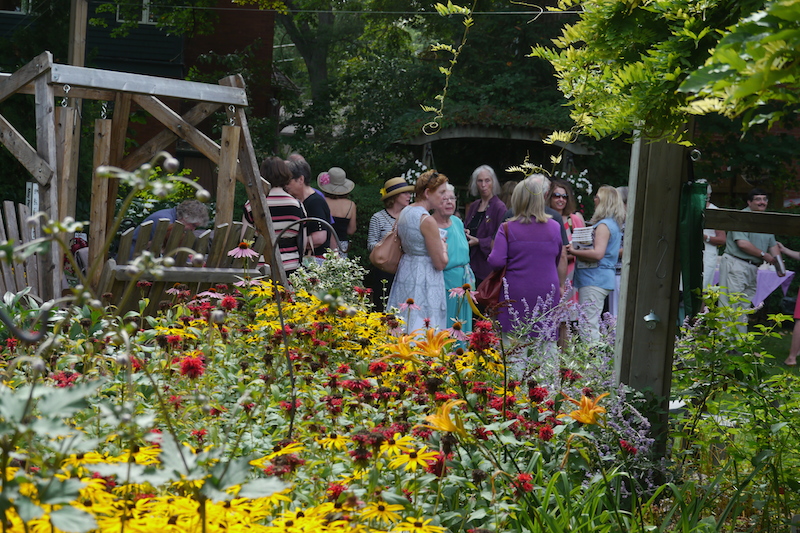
465, 195, 507, 281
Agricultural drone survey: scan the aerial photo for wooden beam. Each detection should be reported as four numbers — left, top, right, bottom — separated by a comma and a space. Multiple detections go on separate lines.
105, 92, 131, 234
56, 106, 79, 219
219, 75, 286, 286
0, 51, 52, 105
68, 0, 87, 68
34, 73, 60, 301
89, 119, 112, 287
121, 101, 221, 171
49, 64, 248, 105
0, 114, 54, 185
216, 125, 240, 228
615, 138, 686, 446
132, 94, 222, 164
705, 208, 800, 236
0, 74, 130, 102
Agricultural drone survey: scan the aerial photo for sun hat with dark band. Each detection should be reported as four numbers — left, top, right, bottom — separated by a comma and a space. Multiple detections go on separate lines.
318, 167, 355, 195
381, 177, 415, 200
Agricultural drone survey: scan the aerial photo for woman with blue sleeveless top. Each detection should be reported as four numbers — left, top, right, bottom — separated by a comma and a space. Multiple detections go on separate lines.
567, 185, 626, 343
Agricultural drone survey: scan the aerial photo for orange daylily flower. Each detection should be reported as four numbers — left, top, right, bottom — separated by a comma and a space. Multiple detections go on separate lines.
414, 328, 456, 357
562, 392, 609, 425
380, 335, 423, 365
424, 399, 467, 438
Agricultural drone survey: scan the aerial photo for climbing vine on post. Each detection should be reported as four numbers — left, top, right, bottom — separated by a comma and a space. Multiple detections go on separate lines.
421, 0, 477, 135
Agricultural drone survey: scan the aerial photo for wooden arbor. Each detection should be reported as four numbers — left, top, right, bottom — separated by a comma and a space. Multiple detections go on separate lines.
0, 51, 284, 301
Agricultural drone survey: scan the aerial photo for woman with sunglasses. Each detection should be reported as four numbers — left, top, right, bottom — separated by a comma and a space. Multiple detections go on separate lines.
549, 178, 586, 292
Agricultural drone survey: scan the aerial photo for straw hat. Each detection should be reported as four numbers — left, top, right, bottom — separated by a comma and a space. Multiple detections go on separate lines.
317, 167, 354, 195
380, 177, 414, 200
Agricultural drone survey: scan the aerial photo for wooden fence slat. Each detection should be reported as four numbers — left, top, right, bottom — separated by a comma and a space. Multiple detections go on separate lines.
205, 223, 231, 269
89, 119, 111, 287
16, 204, 40, 297
0, 206, 15, 294
0, 114, 55, 185
4, 202, 25, 292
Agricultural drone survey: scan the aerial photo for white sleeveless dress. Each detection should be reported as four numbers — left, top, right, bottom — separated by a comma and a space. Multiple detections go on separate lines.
387, 205, 447, 333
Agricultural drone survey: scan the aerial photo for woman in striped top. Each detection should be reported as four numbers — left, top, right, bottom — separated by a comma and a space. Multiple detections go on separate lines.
244, 157, 306, 275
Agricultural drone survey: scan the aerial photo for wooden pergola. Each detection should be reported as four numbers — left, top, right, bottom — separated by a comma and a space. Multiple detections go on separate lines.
0, 51, 285, 301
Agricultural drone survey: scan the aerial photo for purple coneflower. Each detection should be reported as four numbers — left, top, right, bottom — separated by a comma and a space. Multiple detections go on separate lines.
228, 241, 260, 259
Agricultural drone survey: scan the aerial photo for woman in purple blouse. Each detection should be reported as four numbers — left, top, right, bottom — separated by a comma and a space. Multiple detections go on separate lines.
464, 165, 507, 288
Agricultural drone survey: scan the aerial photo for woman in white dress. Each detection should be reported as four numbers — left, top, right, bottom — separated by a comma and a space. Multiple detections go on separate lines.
387, 170, 449, 333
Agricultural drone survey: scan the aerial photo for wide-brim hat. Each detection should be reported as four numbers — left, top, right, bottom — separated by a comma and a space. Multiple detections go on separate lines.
317, 167, 355, 195
381, 177, 414, 200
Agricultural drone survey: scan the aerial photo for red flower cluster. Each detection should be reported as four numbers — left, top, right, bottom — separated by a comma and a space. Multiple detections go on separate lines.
5, 337, 18, 350
191, 429, 207, 445
529, 386, 549, 403
52, 370, 80, 388
327, 482, 348, 500
560, 368, 583, 383
619, 439, 638, 455
220, 295, 238, 311
538, 425, 554, 441
180, 355, 205, 379
513, 473, 534, 493
468, 321, 498, 352
368, 361, 388, 375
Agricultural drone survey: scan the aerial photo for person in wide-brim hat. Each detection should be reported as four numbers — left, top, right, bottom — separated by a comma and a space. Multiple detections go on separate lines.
380, 177, 414, 200
317, 167, 355, 196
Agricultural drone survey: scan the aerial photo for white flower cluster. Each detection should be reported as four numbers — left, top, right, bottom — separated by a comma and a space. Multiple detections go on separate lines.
555, 168, 592, 207
398, 159, 428, 186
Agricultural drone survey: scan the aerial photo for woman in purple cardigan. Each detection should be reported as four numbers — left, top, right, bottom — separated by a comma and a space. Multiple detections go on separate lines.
465, 165, 507, 288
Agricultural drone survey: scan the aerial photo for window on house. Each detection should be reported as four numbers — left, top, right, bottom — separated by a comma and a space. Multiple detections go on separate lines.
116, 0, 156, 24
0, 0, 29, 14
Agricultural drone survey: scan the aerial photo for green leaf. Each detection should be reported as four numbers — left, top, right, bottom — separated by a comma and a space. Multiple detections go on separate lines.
48, 506, 98, 533
14, 498, 44, 522
35, 381, 101, 418
209, 456, 252, 490
37, 478, 85, 505
236, 477, 288, 498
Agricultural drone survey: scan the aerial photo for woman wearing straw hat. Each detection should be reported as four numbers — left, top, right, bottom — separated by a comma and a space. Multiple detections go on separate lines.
318, 167, 357, 256
365, 177, 414, 311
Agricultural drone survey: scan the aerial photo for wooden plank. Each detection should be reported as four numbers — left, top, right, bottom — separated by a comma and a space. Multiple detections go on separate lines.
105, 92, 131, 235
16, 203, 40, 297
205, 223, 231, 269
145, 219, 172, 256
0, 206, 16, 294
219, 75, 285, 286
89, 119, 112, 288
0, 75, 115, 101
215, 125, 240, 228
121, 101, 221, 171
68, 0, 88, 68
132, 94, 222, 164
0, 114, 54, 186
56, 106, 79, 219
0, 51, 52, 105
615, 139, 685, 444
113, 265, 267, 283
34, 73, 60, 301
4, 202, 26, 292
704, 208, 800, 236
49, 64, 248, 106
116, 227, 135, 265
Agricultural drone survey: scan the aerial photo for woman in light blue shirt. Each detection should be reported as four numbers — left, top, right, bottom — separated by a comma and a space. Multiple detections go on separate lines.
567, 185, 626, 342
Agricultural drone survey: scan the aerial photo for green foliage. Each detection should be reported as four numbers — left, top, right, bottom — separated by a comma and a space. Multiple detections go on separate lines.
671, 288, 800, 530
530, 0, 767, 142
679, 0, 800, 130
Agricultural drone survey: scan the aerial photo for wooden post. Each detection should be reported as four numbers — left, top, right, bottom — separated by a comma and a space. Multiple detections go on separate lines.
106, 92, 131, 233
615, 138, 687, 446
89, 119, 112, 287
34, 72, 60, 301
219, 75, 286, 287
56, 106, 79, 220
216, 125, 240, 228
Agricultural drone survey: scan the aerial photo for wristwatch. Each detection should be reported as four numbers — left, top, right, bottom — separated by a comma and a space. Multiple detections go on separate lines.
760, 250, 766, 258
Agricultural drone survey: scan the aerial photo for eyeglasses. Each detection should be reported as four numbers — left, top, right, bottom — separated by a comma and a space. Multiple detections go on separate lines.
552, 193, 568, 199
442, 197, 456, 203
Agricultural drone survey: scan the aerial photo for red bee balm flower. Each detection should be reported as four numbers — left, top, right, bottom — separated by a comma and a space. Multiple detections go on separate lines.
180, 356, 205, 379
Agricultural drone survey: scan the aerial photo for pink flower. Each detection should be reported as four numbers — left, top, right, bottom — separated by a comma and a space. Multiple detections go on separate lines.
448, 287, 465, 298
228, 241, 260, 259
318, 172, 331, 185
398, 298, 421, 311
